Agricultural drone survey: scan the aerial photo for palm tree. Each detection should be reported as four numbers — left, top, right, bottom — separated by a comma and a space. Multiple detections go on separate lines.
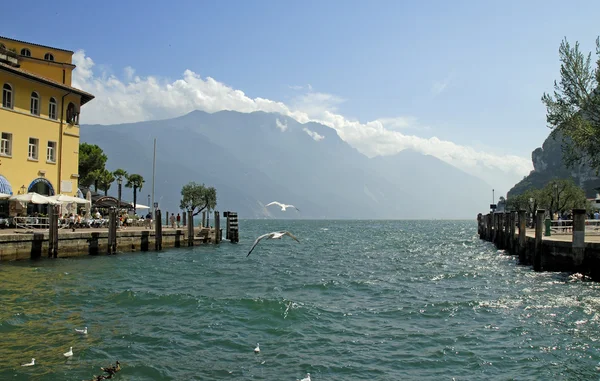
97, 169, 115, 196
113, 169, 128, 208
113, 168, 128, 183
126, 174, 145, 214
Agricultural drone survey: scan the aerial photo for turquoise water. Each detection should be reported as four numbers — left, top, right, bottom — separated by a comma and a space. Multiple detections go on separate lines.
1, 220, 600, 380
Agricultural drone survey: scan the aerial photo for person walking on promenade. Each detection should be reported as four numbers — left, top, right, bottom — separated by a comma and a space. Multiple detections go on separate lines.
176, 213, 181, 228
145, 212, 152, 229
170, 213, 176, 229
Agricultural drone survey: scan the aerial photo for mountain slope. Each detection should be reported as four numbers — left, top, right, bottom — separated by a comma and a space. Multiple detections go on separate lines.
508, 132, 600, 198
80, 110, 491, 219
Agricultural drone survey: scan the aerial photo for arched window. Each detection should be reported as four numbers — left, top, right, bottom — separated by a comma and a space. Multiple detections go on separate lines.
66, 102, 77, 124
44, 52, 54, 61
49, 97, 57, 120
2, 84, 13, 109
20, 48, 31, 57
30, 92, 40, 115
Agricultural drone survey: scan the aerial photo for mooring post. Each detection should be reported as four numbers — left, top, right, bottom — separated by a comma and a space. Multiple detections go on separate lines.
214, 211, 220, 244
187, 210, 194, 247
509, 211, 516, 254
496, 213, 504, 249
504, 212, 511, 250
201, 211, 206, 227
534, 209, 545, 271
572, 208, 586, 268
165, 210, 169, 228
486, 214, 491, 241
518, 210, 526, 263
183, 211, 187, 227
492, 213, 497, 243
155, 209, 163, 250
48, 205, 58, 258
108, 208, 117, 254
225, 211, 231, 240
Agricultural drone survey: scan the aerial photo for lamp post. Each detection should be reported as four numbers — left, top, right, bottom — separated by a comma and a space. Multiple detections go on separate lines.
117, 177, 122, 211
554, 182, 559, 219
147, 194, 150, 209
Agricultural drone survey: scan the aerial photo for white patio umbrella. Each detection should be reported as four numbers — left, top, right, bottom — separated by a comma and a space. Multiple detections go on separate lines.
10, 192, 59, 205
85, 190, 92, 218
135, 203, 150, 210
48, 194, 91, 205
0, 193, 10, 199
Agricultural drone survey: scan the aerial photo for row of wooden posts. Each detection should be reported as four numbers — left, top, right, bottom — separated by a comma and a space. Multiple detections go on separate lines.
46, 207, 234, 257
477, 208, 587, 271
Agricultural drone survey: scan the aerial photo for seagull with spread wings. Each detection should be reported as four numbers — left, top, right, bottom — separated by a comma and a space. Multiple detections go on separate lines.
247, 231, 300, 257
265, 201, 300, 212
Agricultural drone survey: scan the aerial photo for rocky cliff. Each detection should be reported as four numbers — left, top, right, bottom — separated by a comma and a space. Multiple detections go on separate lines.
508, 132, 600, 198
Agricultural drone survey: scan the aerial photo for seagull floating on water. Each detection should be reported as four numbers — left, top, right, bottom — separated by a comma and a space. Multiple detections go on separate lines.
298, 373, 311, 381
75, 327, 88, 335
265, 201, 300, 212
254, 343, 260, 354
63, 347, 73, 357
21, 358, 35, 367
247, 231, 300, 257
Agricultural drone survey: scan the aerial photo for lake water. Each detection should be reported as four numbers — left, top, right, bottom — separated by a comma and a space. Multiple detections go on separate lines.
1, 220, 600, 380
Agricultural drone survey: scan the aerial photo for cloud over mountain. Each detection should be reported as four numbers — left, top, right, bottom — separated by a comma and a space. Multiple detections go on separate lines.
72, 50, 532, 190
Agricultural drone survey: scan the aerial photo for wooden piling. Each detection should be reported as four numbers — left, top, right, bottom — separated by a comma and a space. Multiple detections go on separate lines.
225, 212, 231, 240
108, 208, 117, 254
165, 210, 169, 228
518, 210, 526, 263
187, 210, 194, 247
183, 211, 187, 227
509, 211, 516, 253
214, 211, 220, 244
572, 208, 586, 268
534, 209, 545, 271
48, 204, 58, 258
155, 209, 163, 250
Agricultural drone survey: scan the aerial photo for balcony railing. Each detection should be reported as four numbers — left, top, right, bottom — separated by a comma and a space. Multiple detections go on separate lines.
0, 47, 19, 67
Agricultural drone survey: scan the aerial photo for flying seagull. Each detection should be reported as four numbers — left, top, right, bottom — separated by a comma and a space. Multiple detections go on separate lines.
75, 327, 88, 335
247, 231, 300, 257
21, 358, 35, 367
265, 201, 300, 212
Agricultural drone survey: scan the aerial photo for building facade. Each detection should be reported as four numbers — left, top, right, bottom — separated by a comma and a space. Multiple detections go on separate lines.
0, 36, 94, 216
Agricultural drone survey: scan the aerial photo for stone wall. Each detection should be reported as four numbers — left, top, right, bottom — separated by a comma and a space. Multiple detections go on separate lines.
0, 229, 190, 261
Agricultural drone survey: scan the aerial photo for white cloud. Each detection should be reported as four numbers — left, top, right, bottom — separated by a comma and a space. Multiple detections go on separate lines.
303, 127, 325, 141
275, 117, 288, 132
72, 50, 532, 189
376, 116, 428, 130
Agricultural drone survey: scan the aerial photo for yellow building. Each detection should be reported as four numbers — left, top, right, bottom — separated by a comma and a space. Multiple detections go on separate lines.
0, 36, 94, 216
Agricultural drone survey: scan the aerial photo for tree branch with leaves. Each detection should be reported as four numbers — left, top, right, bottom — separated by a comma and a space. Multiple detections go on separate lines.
542, 37, 600, 171
179, 182, 217, 216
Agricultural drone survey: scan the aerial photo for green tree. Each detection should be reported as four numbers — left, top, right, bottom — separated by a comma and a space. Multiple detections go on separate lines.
113, 168, 128, 183
96, 169, 115, 196
542, 37, 600, 170
79, 143, 107, 187
126, 174, 145, 214
538, 179, 588, 218
179, 182, 217, 216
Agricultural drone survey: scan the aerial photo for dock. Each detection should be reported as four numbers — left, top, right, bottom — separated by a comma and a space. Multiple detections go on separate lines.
477, 209, 600, 280
0, 209, 240, 261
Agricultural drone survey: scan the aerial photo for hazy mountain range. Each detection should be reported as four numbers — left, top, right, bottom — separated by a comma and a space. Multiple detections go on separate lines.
80, 110, 491, 219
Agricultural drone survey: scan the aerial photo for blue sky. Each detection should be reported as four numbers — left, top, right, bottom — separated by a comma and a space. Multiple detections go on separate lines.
3, 0, 600, 193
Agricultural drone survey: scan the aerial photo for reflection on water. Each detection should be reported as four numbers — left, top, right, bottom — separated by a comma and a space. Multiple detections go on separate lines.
1, 220, 600, 380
